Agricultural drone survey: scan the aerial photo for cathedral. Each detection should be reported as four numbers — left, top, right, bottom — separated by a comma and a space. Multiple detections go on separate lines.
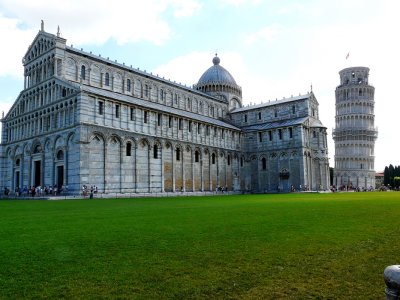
0, 25, 330, 196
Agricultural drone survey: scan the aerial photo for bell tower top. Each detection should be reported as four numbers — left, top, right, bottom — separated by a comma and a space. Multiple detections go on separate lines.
339, 66, 370, 86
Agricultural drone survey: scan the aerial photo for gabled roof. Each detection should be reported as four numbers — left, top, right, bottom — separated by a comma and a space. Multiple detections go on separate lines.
241, 116, 309, 132
80, 85, 241, 131
22, 30, 66, 65
231, 93, 313, 114
65, 47, 225, 104
240, 116, 326, 132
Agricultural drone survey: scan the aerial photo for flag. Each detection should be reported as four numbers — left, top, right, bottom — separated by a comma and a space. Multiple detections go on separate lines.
346, 52, 349, 59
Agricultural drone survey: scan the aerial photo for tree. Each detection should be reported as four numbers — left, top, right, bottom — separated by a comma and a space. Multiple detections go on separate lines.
389, 164, 395, 186
384, 166, 390, 185
383, 165, 400, 187
394, 177, 400, 188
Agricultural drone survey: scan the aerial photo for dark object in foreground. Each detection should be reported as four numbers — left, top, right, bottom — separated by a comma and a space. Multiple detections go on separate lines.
384, 265, 400, 299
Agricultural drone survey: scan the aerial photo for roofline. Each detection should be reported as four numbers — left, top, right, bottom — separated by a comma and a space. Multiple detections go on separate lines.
79, 84, 242, 131
66, 46, 228, 105
230, 93, 312, 114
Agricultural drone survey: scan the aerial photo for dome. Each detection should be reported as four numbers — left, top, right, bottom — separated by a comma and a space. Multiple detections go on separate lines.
197, 54, 237, 86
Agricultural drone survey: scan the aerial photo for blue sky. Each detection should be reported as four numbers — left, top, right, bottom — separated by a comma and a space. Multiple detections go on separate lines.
0, 0, 399, 172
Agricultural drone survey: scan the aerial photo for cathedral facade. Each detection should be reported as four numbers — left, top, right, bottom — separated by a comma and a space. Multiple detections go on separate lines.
0, 27, 330, 195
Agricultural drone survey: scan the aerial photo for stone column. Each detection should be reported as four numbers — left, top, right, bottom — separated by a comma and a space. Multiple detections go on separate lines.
161, 145, 165, 192
120, 143, 123, 193
148, 146, 151, 193
209, 154, 212, 191
134, 145, 137, 193
172, 148, 175, 192
216, 153, 219, 188
200, 153, 204, 192
103, 142, 107, 193
182, 148, 185, 192
65, 146, 69, 187
51, 151, 55, 188
41, 153, 45, 187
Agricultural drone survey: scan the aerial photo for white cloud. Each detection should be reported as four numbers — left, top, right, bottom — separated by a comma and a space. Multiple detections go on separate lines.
0, 97, 13, 115
244, 24, 281, 45
0, 0, 170, 45
152, 51, 254, 98
152, 51, 210, 86
219, 0, 261, 6
0, 14, 36, 77
0, 0, 203, 77
170, 0, 203, 18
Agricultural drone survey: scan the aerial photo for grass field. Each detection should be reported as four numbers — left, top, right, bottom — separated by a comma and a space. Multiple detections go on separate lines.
0, 192, 399, 299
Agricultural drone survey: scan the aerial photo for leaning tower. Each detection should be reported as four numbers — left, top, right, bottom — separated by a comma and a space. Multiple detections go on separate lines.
333, 67, 378, 190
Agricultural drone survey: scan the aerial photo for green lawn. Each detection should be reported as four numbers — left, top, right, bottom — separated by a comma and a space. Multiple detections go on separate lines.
0, 192, 399, 299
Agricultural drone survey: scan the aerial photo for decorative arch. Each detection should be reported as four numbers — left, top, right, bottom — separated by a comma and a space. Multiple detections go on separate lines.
90, 132, 106, 143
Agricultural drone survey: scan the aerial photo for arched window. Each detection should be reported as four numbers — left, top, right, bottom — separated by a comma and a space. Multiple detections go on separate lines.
126, 142, 132, 156
195, 151, 200, 162
33, 145, 42, 154
212, 153, 216, 164
80, 65, 86, 80
176, 148, 181, 161
262, 157, 267, 170
57, 150, 64, 160
15, 158, 20, 166
153, 145, 158, 159
105, 73, 110, 86
126, 79, 131, 92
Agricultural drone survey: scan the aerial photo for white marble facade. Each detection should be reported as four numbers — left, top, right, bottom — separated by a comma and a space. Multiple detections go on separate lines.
333, 67, 377, 190
0, 28, 330, 195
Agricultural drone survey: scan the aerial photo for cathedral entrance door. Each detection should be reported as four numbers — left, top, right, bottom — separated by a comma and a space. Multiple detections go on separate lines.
281, 179, 289, 192
57, 166, 64, 190
33, 160, 41, 187
15, 171, 20, 189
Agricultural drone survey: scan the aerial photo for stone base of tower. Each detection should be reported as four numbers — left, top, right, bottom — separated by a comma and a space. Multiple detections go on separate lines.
333, 170, 375, 191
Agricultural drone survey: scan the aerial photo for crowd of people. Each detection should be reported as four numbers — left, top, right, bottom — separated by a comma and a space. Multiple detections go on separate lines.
3, 185, 68, 197
331, 185, 375, 192
82, 185, 98, 198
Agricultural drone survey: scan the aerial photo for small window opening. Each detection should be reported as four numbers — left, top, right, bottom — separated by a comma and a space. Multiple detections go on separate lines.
126, 143, 132, 156
98, 101, 104, 115
153, 145, 158, 159
115, 104, 120, 118
105, 73, 110, 86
